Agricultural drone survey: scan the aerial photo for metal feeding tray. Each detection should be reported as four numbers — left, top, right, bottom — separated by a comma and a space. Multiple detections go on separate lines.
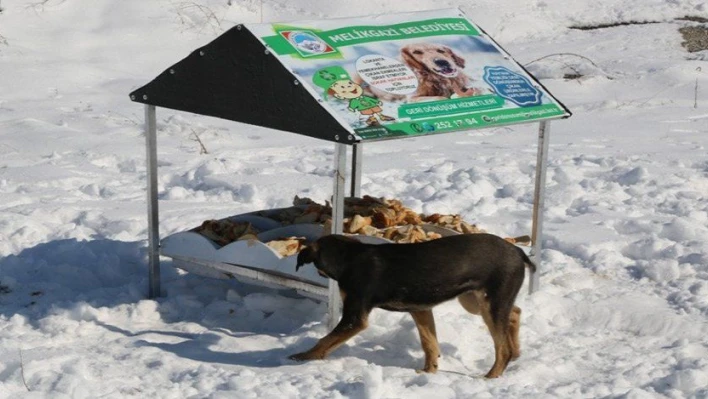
160, 207, 463, 300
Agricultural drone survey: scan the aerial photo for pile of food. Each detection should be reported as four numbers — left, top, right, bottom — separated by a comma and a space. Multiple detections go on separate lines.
194, 195, 493, 257
194, 219, 259, 246
268, 195, 484, 236
194, 219, 308, 257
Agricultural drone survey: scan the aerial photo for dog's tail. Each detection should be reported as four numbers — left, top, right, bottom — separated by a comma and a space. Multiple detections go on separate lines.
515, 246, 537, 273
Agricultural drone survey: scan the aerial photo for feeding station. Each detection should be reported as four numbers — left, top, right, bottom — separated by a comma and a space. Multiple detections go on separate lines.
129, 9, 571, 328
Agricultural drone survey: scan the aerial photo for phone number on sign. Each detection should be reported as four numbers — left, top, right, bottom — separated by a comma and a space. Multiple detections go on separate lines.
434, 118, 479, 130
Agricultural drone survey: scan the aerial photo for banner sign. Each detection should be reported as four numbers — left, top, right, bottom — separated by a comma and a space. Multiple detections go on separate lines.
247, 9, 570, 141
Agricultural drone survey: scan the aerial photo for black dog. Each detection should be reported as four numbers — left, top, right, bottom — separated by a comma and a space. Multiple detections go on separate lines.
292, 233, 535, 378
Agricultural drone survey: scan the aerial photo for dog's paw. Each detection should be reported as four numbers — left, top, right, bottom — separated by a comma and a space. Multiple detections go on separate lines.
484, 370, 502, 379
415, 364, 438, 374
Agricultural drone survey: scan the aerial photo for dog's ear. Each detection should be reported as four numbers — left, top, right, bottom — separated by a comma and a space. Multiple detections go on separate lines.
447, 47, 466, 69
401, 46, 426, 72
295, 248, 313, 271
295, 242, 319, 271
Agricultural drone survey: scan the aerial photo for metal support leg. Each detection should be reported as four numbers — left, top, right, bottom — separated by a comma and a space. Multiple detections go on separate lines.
145, 105, 161, 298
350, 143, 362, 198
328, 143, 347, 329
529, 121, 550, 294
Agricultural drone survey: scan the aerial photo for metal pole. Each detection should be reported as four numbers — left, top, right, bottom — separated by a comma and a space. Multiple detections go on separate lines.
328, 143, 347, 329
529, 121, 550, 294
350, 143, 362, 197
145, 105, 161, 298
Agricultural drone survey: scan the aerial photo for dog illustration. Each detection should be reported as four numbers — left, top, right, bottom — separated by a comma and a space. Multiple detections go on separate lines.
401, 43, 488, 102
291, 233, 535, 378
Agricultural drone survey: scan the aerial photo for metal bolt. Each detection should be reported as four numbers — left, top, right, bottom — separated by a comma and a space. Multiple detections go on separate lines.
236, 24, 242, 30
199, 50, 205, 56
334, 135, 340, 141
264, 49, 270, 55
294, 80, 300, 85
169, 69, 175, 74
130, 95, 136, 100
348, 135, 353, 140
142, 94, 148, 100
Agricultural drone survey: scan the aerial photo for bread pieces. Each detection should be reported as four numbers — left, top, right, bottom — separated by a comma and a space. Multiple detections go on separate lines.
192, 196, 527, 257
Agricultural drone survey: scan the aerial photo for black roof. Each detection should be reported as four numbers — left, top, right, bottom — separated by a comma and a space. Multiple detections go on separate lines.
129, 26, 356, 144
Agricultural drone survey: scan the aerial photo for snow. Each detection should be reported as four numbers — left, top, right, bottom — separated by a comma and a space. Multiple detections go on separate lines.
1, 0, 708, 397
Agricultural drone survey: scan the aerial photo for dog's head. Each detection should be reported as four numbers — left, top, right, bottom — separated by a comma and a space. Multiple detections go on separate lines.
296, 242, 319, 272
401, 43, 466, 78
295, 235, 360, 280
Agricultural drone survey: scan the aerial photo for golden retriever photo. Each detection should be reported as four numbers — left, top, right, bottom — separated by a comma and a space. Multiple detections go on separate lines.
401, 43, 489, 102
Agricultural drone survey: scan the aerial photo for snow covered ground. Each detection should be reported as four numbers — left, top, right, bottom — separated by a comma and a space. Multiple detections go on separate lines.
1, 0, 708, 397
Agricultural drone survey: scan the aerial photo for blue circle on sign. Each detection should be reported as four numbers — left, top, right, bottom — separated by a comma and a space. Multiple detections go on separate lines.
483, 66, 542, 107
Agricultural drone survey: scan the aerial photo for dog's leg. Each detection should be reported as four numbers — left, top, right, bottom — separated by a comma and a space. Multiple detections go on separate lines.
460, 291, 522, 362
474, 291, 512, 379
289, 299, 369, 362
457, 291, 481, 315
459, 291, 520, 352
410, 310, 440, 373
509, 306, 521, 360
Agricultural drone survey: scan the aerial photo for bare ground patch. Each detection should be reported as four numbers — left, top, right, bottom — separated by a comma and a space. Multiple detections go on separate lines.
679, 26, 708, 52
569, 15, 708, 54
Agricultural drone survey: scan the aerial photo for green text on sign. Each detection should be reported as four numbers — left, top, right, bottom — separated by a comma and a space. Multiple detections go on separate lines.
356, 103, 566, 140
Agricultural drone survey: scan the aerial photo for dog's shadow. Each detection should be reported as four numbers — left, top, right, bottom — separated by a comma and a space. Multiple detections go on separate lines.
95, 312, 303, 369
134, 332, 292, 368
